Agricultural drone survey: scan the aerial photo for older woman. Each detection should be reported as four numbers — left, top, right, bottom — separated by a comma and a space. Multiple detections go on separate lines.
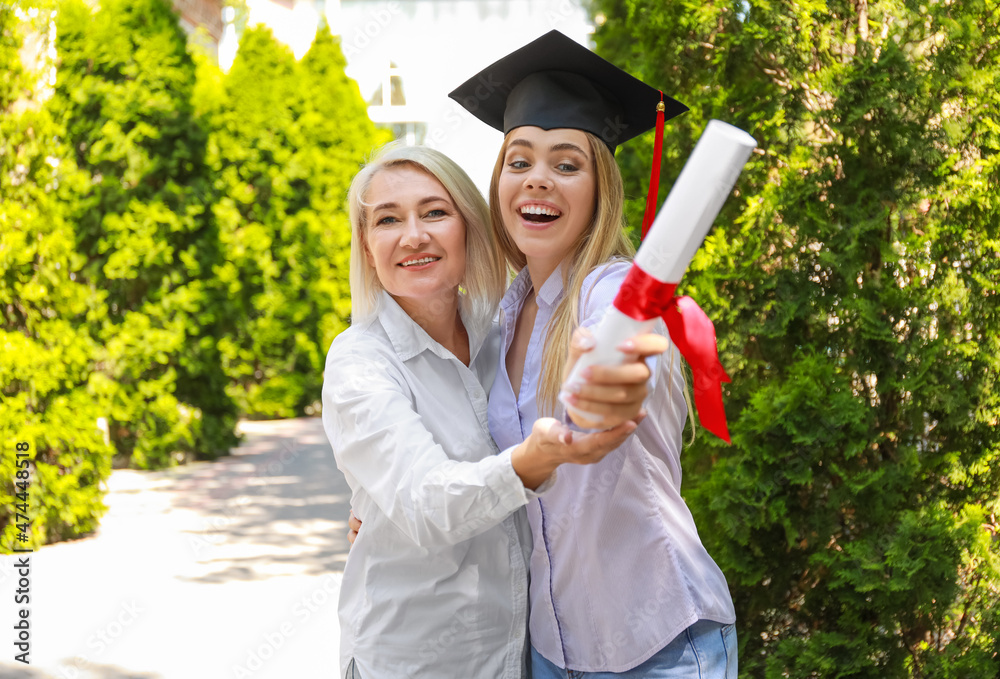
322, 144, 662, 679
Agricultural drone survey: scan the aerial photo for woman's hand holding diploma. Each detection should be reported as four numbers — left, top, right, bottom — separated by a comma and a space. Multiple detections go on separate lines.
560, 327, 668, 430
560, 120, 758, 442
511, 326, 660, 488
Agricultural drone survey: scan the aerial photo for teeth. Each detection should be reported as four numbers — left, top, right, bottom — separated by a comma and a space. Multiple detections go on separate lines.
520, 205, 560, 217
400, 257, 440, 267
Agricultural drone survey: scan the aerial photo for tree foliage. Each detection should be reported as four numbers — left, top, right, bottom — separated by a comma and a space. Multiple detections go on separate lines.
197, 23, 389, 418
2, 2, 112, 547
49, 0, 240, 468
594, 0, 1000, 676
3, 1, 384, 550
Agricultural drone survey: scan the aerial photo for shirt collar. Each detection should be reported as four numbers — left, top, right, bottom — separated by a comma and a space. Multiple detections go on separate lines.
535, 262, 567, 309
500, 268, 532, 317
500, 262, 567, 315
378, 291, 488, 364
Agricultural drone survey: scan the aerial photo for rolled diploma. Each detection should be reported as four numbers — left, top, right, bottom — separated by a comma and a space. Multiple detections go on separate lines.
559, 120, 757, 420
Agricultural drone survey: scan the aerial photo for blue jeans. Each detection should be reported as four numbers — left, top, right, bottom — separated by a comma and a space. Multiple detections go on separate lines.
530, 620, 738, 679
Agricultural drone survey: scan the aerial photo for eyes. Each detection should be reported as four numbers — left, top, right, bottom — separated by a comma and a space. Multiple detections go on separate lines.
374, 208, 449, 227
505, 157, 581, 174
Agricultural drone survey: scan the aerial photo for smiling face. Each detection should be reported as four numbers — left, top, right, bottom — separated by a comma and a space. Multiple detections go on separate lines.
496, 126, 597, 284
364, 165, 467, 319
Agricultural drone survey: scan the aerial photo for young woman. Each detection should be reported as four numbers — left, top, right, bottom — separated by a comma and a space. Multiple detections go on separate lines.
449, 31, 739, 678
322, 143, 666, 679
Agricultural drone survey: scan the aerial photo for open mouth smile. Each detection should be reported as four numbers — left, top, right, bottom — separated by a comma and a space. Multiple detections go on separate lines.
398, 256, 441, 267
519, 203, 562, 224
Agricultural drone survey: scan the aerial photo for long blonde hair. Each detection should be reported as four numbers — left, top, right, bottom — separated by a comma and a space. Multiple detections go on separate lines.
348, 144, 505, 335
489, 131, 635, 415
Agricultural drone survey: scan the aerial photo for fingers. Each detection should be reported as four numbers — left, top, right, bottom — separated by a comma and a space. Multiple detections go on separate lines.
595, 419, 640, 450
582, 360, 651, 386
617, 332, 669, 359
632, 410, 648, 428
527, 415, 641, 470
564, 373, 649, 429
347, 511, 362, 546
566, 400, 644, 430
562, 332, 658, 429
532, 417, 573, 445
563, 327, 596, 381
566, 381, 648, 407
562, 419, 638, 465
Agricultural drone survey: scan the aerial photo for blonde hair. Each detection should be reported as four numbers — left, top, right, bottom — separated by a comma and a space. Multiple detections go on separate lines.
488, 131, 635, 415
348, 144, 505, 334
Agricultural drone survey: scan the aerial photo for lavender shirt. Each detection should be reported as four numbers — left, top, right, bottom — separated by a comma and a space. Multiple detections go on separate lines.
488, 261, 736, 673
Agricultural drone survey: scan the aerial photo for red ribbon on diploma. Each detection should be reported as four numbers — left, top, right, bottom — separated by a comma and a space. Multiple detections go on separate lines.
614, 264, 732, 443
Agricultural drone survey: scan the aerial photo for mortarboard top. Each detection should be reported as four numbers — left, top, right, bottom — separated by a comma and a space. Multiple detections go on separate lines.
448, 29, 688, 151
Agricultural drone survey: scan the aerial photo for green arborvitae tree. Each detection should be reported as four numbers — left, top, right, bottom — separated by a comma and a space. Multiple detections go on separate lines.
199, 24, 387, 418
298, 25, 392, 352
50, 0, 239, 469
594, 1, 1000, 676
2, 2, 113, 548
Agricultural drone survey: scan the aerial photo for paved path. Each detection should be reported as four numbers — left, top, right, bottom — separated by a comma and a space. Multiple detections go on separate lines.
2, 418, 351, 679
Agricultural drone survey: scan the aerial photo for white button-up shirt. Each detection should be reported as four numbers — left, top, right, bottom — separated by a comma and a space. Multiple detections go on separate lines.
489, 262, 737, 673
323, 292, 539, 679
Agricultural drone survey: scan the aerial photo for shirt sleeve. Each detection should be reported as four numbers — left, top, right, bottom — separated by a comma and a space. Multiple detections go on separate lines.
323, 340, 532, 548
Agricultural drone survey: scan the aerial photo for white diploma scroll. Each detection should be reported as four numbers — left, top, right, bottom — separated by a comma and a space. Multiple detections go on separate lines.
559, 120, 757, 421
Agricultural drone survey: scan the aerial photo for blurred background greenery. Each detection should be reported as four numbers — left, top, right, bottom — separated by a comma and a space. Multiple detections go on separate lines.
594, 0, 1000, 675
3, 0, 999, 676
2, 0, 388, 542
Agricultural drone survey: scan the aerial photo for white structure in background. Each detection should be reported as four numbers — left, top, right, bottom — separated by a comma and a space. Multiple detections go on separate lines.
217, 0, 326, 70
216, 0, 593, 190
339, 0, 595, 190
367, 60, 426, 146
218, 5, 240, 71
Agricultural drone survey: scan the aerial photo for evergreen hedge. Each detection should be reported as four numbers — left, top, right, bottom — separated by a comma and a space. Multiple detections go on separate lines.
52, 0, 240, 469
2, 3, 113, 548
197, 24, 389, 418
2, 0, 383, 550
594, 0, 1000, 675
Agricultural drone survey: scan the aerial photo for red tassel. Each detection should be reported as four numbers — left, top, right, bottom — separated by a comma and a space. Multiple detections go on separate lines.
640, 92, 666, 241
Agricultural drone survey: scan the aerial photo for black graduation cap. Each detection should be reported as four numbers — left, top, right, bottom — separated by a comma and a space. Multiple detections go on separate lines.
447, 29, 688, 152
